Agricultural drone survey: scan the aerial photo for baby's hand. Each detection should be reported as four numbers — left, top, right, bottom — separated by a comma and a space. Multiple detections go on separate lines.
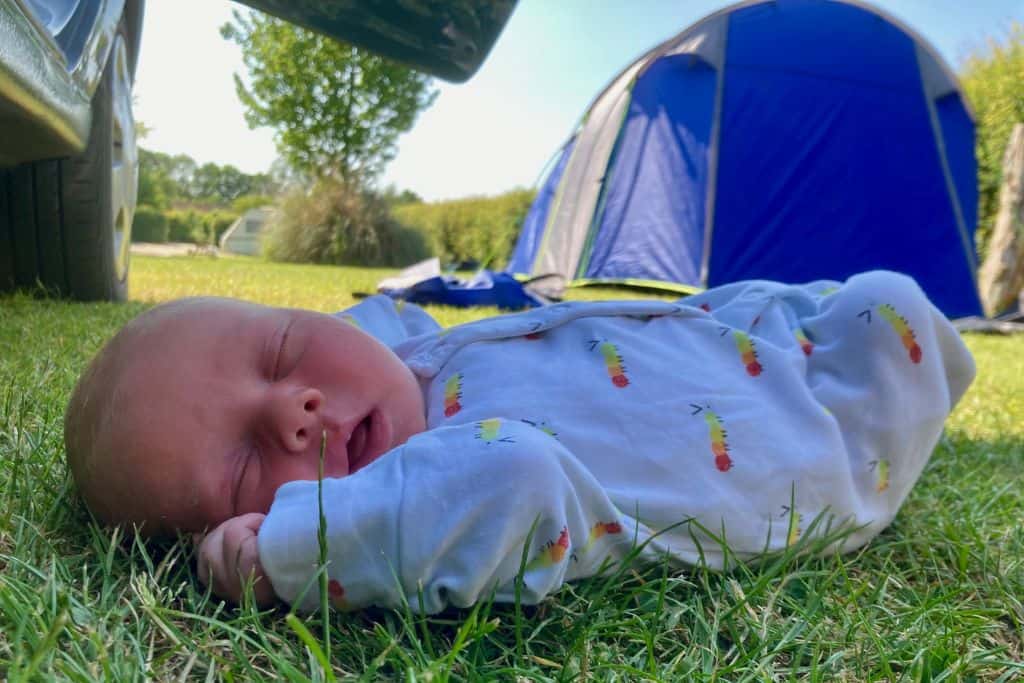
194, 513, 277, 607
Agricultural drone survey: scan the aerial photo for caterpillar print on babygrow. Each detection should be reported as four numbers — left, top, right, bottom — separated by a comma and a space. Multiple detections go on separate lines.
878, 304, 922, 363
858, 304, 922, 364
327, 579, 349, 609
588, 339, 629, 388
527, 526, 570, 570
794, 328, 814, 356
780, 505, 803, 547
726, 328, 762, 376
870, 458, 890, 492
475, 418, 515, 444
583, 520, 623, 553
691, 404, 733, 472
524, 322, 544, 340
444, 373, 463, 417
521, 418, 558, 440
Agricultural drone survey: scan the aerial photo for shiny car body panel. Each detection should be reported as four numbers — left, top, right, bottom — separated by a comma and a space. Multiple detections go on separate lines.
239, 0, 517, 83
0, 0, 140, 165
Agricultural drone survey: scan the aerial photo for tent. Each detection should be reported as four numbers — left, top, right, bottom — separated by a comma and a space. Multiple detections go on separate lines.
219, 207, 275, 256
508, 0, 983, 318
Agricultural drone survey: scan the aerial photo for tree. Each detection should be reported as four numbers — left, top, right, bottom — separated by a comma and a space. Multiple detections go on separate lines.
168, 154, 198, 196
960, 23, 1024, 259
269, 156, 310, 193
380, 183, 423, 206
136, 148, 281, 208
221, 11, 438, 184
977, 124, 1024, 316
191, 163, 253, 202
137, 148, 176, 209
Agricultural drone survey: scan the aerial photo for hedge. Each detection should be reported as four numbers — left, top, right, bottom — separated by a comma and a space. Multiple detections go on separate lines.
132, 205, 169, 243
391, 188, 535, 268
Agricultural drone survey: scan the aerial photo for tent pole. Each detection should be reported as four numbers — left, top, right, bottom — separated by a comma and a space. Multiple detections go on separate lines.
916, 45, 977, 277
699, 30, 729, 288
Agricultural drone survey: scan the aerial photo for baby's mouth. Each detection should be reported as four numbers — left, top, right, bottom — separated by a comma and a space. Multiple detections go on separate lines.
346, 412, 373, 472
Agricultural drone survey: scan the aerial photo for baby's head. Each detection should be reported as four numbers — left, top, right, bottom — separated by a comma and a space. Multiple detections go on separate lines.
64, 297, 425, 537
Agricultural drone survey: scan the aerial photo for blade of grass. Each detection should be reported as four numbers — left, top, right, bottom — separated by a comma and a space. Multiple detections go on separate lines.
285, 614, 335, 683
318, 430, 331, 663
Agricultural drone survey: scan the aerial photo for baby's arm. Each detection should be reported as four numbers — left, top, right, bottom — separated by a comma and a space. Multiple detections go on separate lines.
257, 420, 629, 613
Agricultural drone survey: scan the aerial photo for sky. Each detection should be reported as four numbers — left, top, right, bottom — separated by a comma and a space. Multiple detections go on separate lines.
134, 0, 1024, 202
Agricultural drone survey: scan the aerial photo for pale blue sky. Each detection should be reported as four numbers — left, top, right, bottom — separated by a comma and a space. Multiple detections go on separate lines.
134, 0, 1023, 202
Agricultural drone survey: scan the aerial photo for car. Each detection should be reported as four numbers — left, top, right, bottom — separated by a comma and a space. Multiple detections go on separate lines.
0, 0, 144, 301
0, 0, 515, 302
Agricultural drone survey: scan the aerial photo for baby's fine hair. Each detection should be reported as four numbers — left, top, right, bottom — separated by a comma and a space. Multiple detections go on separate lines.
63, 298, 214, 530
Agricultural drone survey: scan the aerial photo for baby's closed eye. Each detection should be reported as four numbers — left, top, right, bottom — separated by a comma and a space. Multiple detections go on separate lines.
270, 319, 294, 380
230, 445, 259, 516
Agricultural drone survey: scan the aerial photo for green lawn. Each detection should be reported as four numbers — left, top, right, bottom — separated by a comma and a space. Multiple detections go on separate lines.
1, 254, 1021, 681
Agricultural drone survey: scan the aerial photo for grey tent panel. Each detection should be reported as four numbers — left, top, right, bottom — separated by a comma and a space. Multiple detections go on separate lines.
532, 12, 733, 282
532, 61, 645, 280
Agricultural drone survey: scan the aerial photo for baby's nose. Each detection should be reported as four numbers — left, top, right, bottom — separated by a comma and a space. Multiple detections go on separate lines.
273, 387, 324, 452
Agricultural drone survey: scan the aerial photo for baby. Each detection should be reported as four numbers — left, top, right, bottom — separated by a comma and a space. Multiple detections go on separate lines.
64, 271, 975, 613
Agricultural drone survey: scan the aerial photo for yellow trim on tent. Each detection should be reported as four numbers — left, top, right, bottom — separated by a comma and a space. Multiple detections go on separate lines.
569, 277, 703, 296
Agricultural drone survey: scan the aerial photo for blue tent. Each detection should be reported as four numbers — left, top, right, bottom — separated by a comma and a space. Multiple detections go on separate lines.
509, 0, 982, 318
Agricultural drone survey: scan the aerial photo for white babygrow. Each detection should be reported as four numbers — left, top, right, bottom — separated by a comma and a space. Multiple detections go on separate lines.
257, 271, 975, 613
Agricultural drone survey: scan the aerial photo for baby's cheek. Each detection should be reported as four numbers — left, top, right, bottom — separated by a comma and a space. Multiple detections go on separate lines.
235, 484, 274, 517
253, 460, 317, 513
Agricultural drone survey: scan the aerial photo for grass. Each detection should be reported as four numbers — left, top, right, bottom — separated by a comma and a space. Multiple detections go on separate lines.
1, 253, 1022, 681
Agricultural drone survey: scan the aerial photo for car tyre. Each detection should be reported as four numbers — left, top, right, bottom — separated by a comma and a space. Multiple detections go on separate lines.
0, 20, 137, 302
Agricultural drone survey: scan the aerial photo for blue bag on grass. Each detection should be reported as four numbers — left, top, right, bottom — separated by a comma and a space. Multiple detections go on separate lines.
379, 269, 545, 310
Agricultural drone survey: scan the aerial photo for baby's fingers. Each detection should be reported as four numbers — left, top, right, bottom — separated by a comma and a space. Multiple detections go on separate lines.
234, 512, 266, 533
195, 525, 226, 592
237, 532, 276, 606
193, 515, 272, 604
220, 517, 267, 601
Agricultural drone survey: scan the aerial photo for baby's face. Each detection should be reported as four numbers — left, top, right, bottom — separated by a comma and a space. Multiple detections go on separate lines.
104, 299, 425, 533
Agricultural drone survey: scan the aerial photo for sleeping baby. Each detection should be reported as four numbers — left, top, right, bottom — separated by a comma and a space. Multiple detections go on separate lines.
63, 270, 975, 612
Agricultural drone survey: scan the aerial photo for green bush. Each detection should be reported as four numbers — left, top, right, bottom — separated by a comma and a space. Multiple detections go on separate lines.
263, 179, 431, 267
205, 210, 240, 246
131, 205, 169, 243
960, 23, 1024, 260
134, 206, 242, 246
391, 188, 535, 268
231, 194, 275, 215
166, 210, 203, 243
